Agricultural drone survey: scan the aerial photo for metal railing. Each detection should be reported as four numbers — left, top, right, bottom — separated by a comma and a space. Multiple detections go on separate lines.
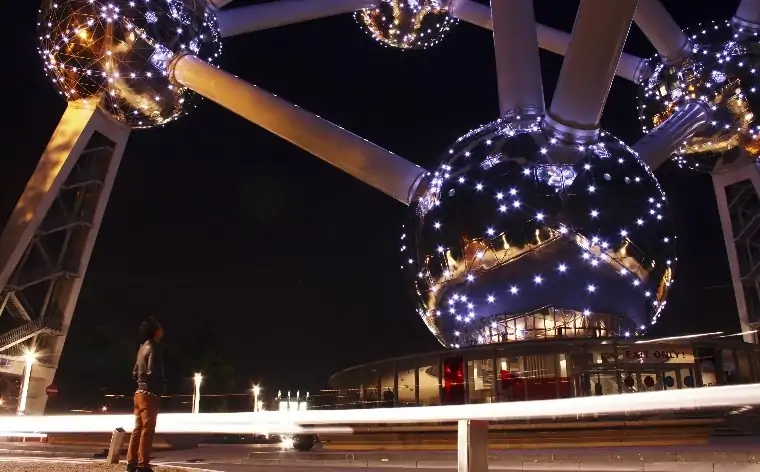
2, 384, 760, 470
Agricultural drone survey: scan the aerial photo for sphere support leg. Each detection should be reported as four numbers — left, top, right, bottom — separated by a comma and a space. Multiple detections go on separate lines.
0, 101, 130, 414
633, 0, 691, 64
633, 100, 711, 170
491, 0, 544, 115
217, 0, 379, 37
450, 0, 649, 84
713, 159, 760, 344
547, 0, 639, 137
170, 55, 425, 205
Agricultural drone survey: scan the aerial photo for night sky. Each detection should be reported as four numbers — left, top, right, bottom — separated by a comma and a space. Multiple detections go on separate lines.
0, 0, 745, 402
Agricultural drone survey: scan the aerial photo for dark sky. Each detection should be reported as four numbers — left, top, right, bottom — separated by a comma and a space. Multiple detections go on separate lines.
0, 0, 744, 400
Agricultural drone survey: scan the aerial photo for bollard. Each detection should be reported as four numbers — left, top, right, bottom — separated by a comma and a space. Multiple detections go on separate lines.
107, 428, 126, 464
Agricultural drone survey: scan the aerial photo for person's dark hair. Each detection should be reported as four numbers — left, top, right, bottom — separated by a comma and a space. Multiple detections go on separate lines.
139, 318, 161, 341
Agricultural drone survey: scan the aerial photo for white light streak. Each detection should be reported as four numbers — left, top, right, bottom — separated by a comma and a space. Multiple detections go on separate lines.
2, 384, 760, 434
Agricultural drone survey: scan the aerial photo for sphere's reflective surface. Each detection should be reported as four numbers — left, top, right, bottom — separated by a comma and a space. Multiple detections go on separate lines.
37, 0, 222, 129
403, 116, 676, 348
356, 0, 456, 50
639, 20, 760, 172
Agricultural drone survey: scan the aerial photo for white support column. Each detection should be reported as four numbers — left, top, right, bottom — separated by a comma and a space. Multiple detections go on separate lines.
457, 420, 488, 472
734, 0, 760, 32
713, 160, 760, 344
491, 0, 544, 115
634, 0, 691, 64
633, 100, 710, 170
217, 0, 379, 37
0, 101, 131, 414
170, 54, 425, 205
450, 0, 649, 84
547, 0, 639, 137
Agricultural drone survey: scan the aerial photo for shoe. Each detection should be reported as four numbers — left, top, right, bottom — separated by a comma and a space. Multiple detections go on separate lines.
126, 464, 137, 472
137, 467, 154, 472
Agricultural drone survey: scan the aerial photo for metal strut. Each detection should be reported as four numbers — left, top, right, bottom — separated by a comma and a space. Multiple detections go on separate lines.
713, 159, 760, 343
0, 102, 130, 413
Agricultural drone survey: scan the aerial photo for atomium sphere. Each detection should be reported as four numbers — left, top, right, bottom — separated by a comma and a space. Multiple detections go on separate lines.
37, 0, 222, 129
356, 0, 457, 50
639, 20, 760, 172
403, 115, 676, 348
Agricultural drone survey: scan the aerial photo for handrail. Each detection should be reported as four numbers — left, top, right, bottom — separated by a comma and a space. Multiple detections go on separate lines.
2, 383, 760, 434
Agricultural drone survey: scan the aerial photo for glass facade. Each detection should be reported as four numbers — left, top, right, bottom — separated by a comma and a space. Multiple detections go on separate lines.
327, 339, 760, 408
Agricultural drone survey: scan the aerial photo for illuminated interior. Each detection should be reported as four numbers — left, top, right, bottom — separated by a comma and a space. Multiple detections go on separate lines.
37, 0, 222, 128
639, 19, 760, 172
356, 0, 456, 50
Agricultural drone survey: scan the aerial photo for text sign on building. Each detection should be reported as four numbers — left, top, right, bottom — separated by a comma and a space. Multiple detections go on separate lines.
623, 349, 694, 363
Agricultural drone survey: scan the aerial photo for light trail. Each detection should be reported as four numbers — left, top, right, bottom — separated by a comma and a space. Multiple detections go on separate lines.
1, 384, 760, 434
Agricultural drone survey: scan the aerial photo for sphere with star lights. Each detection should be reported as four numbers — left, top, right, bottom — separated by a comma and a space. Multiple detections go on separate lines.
355, 0, 457, 50
37, 0, 222, 129
403, 115, 676, 348
638, 20, 760, 172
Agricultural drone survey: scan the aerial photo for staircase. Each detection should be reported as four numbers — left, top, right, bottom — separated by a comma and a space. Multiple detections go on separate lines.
0, 317, 63, 353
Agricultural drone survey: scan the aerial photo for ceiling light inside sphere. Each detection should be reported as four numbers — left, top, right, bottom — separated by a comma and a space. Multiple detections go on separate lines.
356, 0, 456, 50
639, 20, 760, 172
37, 0, 222, 129
402, 115, 676, 348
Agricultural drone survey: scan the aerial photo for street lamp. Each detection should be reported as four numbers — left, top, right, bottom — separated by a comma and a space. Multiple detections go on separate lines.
252, 385, 261, 412
17, 350, 37, 415
192, 373, 202, 414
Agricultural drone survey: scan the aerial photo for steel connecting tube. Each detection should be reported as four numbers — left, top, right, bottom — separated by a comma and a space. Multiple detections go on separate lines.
169, 54, 426, 205
449, 0, 649, 84
547, 0, 639, 140
491, 0, 544, 115
633, 100, 711, 171
733, 0, 760, 34
217, 0, 380, 37
633, 0, 691, 65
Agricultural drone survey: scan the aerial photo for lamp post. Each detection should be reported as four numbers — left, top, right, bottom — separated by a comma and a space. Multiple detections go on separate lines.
252, 385, 261, 412
192, 373, 202, 414
17, 351, 37, 415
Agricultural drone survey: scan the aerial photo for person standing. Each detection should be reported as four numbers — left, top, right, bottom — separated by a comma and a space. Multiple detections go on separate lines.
126, 318, 165, 472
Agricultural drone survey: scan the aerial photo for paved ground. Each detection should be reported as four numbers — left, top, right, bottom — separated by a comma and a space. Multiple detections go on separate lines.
0, 458, 192, 472
3, 441, 760, 472
0, 459, 631, 472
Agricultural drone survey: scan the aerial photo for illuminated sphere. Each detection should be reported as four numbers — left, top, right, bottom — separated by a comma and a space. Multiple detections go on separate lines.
356, 0, 457, 50
638, 20, 760, 172
37, 0, 222, 129
403, 115, 676, 348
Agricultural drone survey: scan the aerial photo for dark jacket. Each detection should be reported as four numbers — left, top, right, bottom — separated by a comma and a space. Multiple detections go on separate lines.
132, 340, 165, 394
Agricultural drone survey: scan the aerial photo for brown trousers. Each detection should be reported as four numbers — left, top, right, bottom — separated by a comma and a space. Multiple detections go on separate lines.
127, 393, 160, 468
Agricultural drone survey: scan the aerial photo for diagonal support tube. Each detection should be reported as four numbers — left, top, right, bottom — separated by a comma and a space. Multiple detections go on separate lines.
450, 0, 649, 84
217, 0, 379, 37
170, 55, 425, 205
491, 0, 544, 115
547, 0, 639, 137
633, 0, 691, 64
633, 100, 711, 170
734, 0, 760, 32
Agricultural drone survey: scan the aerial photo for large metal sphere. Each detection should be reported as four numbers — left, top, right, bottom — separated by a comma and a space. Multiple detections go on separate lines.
37, 0, 222, 129
403, 115, 676, 348
638, 20, 760, 172
356, 0, 456, 50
